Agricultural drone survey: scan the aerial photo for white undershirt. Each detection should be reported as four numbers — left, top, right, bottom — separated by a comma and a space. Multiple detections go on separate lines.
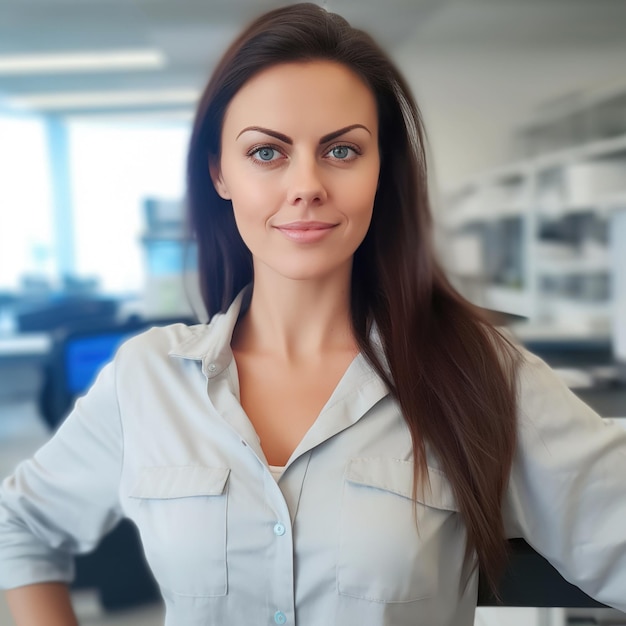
268, 465, 285, 481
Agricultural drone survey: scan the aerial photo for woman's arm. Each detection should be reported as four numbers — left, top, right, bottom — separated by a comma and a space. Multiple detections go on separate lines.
504, 349, 626, 611
0, 360, 125, 594
5, 583, 78, 626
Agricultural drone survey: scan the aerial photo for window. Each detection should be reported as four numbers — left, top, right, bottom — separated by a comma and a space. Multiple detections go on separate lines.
0, 114, 54, 289
67, 120, 190, 293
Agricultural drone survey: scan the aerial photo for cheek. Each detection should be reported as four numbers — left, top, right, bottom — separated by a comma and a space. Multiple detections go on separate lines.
353, 158, 379, 202
229, 187, 273, 248
345, 177, 377, 224
224, 164, 276, 214
231, 201, 261, 242
227, 174, 269, 215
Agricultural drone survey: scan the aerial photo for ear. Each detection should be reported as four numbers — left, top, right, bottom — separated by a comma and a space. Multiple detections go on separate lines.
209, 159, 231, 200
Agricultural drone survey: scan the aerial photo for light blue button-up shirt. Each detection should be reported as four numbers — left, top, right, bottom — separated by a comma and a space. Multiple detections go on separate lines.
2, 288, 626, 625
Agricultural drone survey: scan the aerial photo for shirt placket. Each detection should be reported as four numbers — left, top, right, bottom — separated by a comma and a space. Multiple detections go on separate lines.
263, 467, 298, 625
204, 357, 303, 624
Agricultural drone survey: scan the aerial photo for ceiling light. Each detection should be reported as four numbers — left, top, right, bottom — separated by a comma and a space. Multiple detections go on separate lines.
8, 89, 200, 110
66, 110, 195, 124
0, 49, 166, 74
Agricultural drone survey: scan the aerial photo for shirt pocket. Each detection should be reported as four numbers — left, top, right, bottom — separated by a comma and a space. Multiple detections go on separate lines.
128, 465, 230, 598
337, 457, 459, 604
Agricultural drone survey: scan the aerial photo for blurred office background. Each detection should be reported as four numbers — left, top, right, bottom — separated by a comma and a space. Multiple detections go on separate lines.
1, 1, 626, 624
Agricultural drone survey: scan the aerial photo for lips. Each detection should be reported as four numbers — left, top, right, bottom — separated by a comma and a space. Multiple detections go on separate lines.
274, 221, 336, 230
274, 221, 337, 243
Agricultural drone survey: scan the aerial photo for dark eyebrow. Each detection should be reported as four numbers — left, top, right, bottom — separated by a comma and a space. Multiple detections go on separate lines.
236, 126, 292, 144
236, 124, 371, 144
319, 124, 371, 143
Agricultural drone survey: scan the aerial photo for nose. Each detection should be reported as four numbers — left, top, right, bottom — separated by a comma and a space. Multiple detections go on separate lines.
286, 158, 327, 207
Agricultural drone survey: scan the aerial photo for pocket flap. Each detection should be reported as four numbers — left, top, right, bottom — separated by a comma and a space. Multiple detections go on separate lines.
129, 466, 230, 499
345, 458, 458, 511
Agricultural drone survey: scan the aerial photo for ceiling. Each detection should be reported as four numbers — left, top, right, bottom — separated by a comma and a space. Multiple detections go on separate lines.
1, 0, 625, 182
0, 0, 439, 116
3, 0, 624, 114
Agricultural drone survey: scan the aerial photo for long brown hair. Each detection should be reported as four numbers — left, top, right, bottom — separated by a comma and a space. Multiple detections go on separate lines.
186, 2, 520, 594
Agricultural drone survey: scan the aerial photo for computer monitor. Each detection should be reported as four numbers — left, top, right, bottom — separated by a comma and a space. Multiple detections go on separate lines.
64, 329, 135, 395
41, 316, 194, 430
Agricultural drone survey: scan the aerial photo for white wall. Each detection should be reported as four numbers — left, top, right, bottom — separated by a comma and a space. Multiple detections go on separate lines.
391, 0, 626, 188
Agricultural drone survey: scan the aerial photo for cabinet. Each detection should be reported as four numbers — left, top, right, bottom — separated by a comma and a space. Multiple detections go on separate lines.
446, 131, 626, 626
442, 133, 626, 343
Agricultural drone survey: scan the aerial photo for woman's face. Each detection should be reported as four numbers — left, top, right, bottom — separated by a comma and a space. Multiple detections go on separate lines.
212, 60, 380, 284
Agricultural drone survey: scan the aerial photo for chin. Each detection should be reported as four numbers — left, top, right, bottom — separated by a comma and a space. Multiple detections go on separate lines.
276, 268, 340, 282
258, 258, 352, 283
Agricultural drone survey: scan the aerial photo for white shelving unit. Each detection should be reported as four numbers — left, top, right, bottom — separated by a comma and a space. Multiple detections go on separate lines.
455, 84, 626, 626
442, 132, 626, 343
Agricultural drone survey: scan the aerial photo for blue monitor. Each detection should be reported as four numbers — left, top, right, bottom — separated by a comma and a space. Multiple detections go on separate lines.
64, 330, 133, 395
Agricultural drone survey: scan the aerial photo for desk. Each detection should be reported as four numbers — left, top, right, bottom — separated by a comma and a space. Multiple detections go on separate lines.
573, 388, 626, 420
0, 333, 50, 363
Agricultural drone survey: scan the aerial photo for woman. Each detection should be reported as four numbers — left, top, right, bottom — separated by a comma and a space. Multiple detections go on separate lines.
2, 3, 626, 625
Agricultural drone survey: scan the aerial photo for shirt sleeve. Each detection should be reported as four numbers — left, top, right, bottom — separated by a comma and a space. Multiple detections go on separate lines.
0, 359, 124, 589
503, 350, 626, 610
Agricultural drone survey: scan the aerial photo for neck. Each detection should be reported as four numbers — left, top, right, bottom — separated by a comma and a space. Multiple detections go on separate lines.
233, 266, 357, 362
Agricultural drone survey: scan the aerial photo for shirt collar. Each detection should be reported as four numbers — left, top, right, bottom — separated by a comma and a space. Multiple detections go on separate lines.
168, 283, 390, 381
168, 285, 251, 378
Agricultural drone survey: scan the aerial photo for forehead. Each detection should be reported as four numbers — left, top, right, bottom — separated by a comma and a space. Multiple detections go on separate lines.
222, 60, 378, 138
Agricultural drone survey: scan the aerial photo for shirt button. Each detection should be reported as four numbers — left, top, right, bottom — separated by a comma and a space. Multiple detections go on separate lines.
274, 611, 287, 624
273, 522, 286, 536
207, 363, 217, 372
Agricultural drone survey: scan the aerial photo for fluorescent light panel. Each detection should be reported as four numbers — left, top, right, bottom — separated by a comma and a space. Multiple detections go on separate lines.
0, 49, 166, 74
8, 89, 199, 110
66, 110, 195, 124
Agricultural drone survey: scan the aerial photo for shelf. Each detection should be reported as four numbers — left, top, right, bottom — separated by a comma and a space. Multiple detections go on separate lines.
511, 322, 611, 343
445, 206, 528, 228
443, 131, 625, 341
446, 133, 626, 201
538, 191, 626, 219
544, 297, 610, 314
498, 204, 530, 218
533, 132, 626, 171
536, 257, 610, 275
443, 161, 532, 196
536, 298, 612, 336
484, 286, 531, 317
594, 190, 626, 214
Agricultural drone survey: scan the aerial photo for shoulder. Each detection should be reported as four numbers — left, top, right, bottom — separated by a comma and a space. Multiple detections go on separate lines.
515, 347, 571, 403
513, 346, 606, 442
115, 320, 218, 363
482, 327, 559, 398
